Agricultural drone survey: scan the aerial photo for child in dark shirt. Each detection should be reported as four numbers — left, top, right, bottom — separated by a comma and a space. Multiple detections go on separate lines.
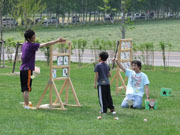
94, 51, 116, 114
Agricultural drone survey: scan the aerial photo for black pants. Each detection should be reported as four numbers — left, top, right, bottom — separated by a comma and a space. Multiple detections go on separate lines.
97, 85, 114, 113
20, 70, 33, 92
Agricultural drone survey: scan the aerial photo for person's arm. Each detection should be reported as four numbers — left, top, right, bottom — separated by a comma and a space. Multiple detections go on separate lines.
108, 71, 111, 77
145, 84, 150, 100
108, 65, 111, 77
40, 37, 66, 48
94, 72, 98, 88
116, 59, 126, 72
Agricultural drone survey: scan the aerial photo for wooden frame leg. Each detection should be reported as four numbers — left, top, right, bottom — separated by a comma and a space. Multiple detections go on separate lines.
110, 71, 117, 85
69, 79, 81, 106
118, 71, 126, 90
36, 83, 50, 108
49, 85, 53, 108
54, 80, 67, 104
65, 81, 69, 104
115, 74, 119, 96
52, 80, 65, 110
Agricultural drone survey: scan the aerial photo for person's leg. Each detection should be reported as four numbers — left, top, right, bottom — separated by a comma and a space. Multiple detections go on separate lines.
97, 85, 108, 113
20, 70, 32, 107
121, 94, 133, 108
133, 95, 142, 109
121, 96, 129, 108
101, 85, 108, 113
24, 91, 29, 106
106, 85, 114, 111
97, 85, 102, 112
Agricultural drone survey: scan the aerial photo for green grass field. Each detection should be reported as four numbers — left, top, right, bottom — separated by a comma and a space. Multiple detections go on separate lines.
3, 19, 180, 51
0, 61, 180, 135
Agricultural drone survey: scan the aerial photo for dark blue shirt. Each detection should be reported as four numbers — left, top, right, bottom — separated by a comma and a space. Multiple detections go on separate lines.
94, 62, 110, 85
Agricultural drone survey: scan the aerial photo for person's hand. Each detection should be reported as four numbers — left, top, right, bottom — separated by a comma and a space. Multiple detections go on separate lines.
94, 84, 96, 89
112, 58, 115, 63
57, 37, 66, 43
112, 58, 118, 63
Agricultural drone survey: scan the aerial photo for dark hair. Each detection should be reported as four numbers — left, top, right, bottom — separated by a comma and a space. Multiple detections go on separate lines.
24, 29, 35, 42
99, 51, 109, 61
131, 60, 142, 70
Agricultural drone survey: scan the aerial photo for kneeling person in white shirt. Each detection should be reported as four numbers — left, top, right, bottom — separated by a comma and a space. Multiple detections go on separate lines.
114, 59, 150, 109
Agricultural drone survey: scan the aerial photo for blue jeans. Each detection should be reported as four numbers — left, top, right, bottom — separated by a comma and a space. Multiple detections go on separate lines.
121, 94, 142, 109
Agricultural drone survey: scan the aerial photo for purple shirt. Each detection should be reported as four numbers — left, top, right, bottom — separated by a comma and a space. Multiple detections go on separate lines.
20, 42, 40, 71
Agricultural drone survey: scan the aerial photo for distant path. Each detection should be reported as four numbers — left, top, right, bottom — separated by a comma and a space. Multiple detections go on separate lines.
6, 49, 180, 67
36, 49, 180, 67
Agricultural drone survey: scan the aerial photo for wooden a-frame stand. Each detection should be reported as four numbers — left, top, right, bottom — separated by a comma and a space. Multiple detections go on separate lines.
111, 39, 133, 95
36, 42, 81, 110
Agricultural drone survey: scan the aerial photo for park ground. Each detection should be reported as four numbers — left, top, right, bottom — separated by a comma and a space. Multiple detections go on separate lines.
0, 61, 180, 135
0, 20, 180, 135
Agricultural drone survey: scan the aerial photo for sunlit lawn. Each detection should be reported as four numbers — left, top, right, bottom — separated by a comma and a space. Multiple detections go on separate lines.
3, 19, 180, 51
0, 61, 180, 135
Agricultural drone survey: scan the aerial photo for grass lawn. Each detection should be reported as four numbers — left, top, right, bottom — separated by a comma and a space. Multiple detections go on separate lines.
0, 61, 180, 135
3, 19, 180, 51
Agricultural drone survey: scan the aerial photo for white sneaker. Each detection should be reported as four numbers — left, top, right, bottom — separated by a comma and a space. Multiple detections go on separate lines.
24, 105, 30, 109
112, 111, 116, 115
114, 117, 119, 120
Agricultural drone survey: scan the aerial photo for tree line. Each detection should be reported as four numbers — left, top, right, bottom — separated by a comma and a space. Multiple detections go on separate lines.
1, 0, 180, 39
1, 0, 180, 26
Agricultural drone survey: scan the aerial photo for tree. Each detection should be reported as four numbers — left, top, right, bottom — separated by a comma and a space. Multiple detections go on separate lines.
120, 0, 149, 39
0, 0, 5, 67
120, 0, 133, 39
99, 0, 117, 23
13, 0, 46, 28
0, 0, 4, 38
121, 0, 126, 39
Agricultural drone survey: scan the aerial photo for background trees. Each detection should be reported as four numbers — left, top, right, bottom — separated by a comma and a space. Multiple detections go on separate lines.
1, 0, 180, 26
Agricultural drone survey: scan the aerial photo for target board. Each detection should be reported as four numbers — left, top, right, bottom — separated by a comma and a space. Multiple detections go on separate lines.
111, 39, 133, 95
36, 42, 81, 110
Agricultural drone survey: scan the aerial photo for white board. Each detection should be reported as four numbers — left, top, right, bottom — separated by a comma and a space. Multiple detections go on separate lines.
64, 56, 69, 65
121, 41, 131, 49
57, 56, 64, 66
121, 52, 130, 60
62, 68, 68, 77
52, 69, 57, 78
